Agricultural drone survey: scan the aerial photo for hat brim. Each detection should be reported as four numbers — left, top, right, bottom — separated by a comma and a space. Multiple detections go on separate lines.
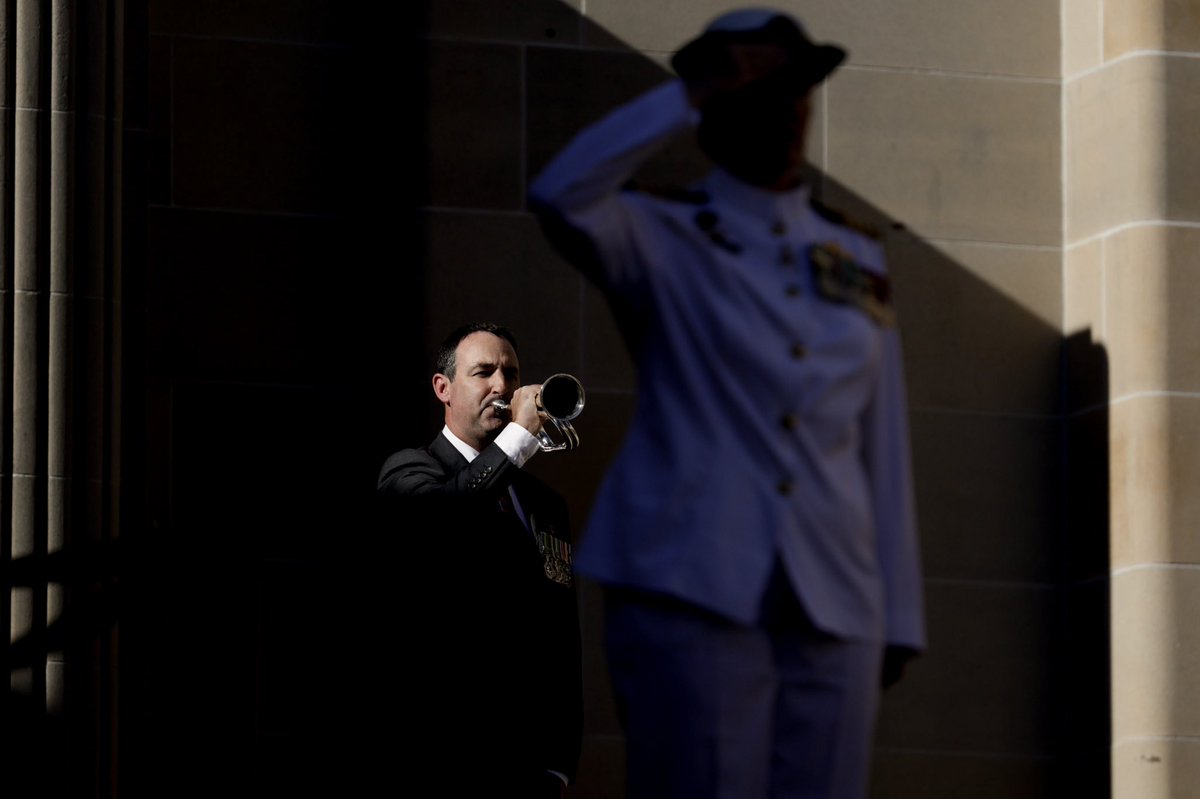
799, 43, 846, 85
672, 24, 846, 90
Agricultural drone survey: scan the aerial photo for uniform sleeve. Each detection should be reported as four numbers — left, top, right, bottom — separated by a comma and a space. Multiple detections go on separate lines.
528, 79, 698, 291
862, 323, 927, 651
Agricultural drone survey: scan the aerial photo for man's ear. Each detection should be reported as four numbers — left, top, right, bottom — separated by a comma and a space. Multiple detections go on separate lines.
432, 373, 452, 403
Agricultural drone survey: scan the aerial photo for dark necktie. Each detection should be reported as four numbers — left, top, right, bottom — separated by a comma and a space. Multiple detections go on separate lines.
498, 486, 532, 536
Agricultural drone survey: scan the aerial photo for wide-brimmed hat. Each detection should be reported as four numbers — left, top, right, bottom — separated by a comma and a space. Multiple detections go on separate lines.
672, 8, 846, 91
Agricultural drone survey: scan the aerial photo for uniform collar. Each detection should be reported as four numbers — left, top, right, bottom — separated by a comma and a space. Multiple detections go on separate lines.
704, 167, 812, 223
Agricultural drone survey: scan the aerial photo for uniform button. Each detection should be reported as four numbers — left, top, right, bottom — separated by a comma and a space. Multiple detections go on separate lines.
779, 246, 795, 265
785, 284, 801, 297
781, 413, 798, 431
777, 481, 792, 496
790, 343, 807, 359
771, 220, 786, 236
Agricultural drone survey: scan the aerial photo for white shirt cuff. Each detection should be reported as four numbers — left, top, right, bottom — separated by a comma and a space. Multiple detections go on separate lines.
495, 423, 541, 467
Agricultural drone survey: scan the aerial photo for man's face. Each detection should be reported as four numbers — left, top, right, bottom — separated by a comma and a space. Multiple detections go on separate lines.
699, 76, 814, 189
433, 331, 520, 451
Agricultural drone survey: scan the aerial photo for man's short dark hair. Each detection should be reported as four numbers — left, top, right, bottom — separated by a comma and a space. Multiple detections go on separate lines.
434, 322, 520, 380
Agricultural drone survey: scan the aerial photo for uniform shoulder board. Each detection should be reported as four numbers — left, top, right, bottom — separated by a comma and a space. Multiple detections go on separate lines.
809, 196, 883, 240
623, 180, 710, 206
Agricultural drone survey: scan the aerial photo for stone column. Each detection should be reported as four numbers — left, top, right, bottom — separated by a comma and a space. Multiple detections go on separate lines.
1066, 0, 1200, 796
3, 1, 128, 794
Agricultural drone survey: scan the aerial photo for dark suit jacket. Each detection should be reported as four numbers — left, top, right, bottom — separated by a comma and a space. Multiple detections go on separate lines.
377, 432, 583, 791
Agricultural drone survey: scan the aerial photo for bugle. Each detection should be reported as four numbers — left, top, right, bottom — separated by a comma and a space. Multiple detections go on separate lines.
491, 373, 585, 452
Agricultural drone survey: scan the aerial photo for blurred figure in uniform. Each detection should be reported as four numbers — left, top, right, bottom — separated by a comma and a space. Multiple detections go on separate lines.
529, 8, 925, 799
377, 322, 582, 798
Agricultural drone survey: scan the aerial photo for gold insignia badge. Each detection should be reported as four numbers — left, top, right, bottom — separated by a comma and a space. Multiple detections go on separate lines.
808, 243, 895, 326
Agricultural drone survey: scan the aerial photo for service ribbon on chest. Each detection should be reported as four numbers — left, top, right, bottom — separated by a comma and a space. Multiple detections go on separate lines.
808, 243, 895, 326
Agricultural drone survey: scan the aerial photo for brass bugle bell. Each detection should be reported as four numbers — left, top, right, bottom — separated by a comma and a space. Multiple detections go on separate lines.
491, 373, 585, 452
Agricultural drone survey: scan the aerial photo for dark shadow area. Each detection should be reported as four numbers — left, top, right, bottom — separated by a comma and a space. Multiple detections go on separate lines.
3, 542, 123, 799
116, 3, 430, 797
1060, 328, 1112, 798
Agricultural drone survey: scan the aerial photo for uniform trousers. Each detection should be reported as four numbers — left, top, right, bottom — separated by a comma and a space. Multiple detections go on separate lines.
604, 565, 884, 799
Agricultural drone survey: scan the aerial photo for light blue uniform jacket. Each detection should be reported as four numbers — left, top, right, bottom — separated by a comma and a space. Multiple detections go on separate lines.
529, 79, 925, 650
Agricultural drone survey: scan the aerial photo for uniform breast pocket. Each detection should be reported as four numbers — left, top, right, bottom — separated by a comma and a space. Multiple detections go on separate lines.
804, 309, 884, 422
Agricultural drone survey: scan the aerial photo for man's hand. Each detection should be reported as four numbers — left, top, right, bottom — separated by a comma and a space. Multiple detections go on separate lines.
881, 645, 919, 689
509, 384, 545, 437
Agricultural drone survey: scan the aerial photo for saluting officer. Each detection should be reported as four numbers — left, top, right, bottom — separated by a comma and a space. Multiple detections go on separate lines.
529, 7, 925, 799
